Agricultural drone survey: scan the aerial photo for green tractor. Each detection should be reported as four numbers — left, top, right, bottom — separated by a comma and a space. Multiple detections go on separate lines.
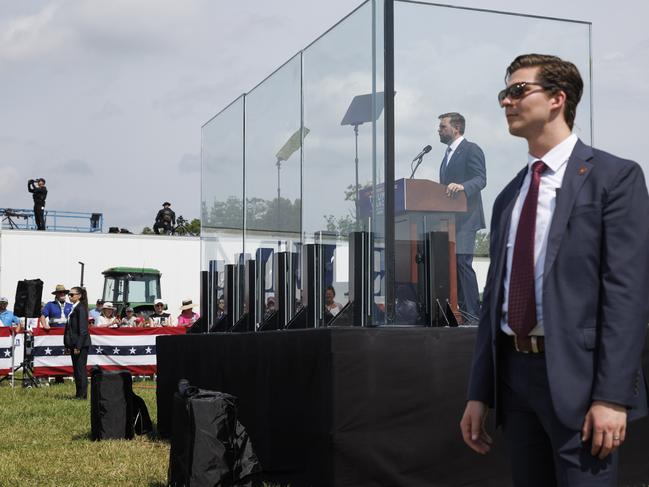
101, 267, 162, 316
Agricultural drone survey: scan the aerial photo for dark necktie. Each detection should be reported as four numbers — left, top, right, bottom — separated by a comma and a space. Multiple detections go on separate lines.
440, 146, 452, 181
508, 160, 547, 337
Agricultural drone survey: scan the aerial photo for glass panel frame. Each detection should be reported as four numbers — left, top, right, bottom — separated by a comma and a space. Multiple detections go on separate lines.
200, 0, 592, 329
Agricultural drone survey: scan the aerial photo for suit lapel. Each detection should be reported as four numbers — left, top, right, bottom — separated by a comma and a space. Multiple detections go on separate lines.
543, 140, 594, 279
440, 139, 466, 182
447, 139, 465, 172
490, 167, 527, 330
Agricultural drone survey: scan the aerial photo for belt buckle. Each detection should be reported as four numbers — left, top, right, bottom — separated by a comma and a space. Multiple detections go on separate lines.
513, 335, 529, 354
531, 336, 539, 354
513, 336, 522, 353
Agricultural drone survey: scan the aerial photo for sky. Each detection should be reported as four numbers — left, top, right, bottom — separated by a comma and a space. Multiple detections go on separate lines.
1, 0, 648, 233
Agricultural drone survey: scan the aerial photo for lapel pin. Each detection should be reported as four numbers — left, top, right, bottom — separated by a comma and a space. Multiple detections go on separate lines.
578, 166, 588, 176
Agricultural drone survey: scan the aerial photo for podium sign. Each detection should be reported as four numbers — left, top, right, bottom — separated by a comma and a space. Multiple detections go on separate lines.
357, 178, 466, 218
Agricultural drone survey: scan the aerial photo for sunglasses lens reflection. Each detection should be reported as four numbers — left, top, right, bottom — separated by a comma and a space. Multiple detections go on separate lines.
498, 83, 527, 103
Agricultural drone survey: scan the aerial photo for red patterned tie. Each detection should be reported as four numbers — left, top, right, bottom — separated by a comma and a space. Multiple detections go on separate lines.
508, 160, 547, 337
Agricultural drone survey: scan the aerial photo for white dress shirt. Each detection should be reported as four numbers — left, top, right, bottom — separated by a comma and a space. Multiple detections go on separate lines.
443, 135, 465, 169
501, 133, 578, 336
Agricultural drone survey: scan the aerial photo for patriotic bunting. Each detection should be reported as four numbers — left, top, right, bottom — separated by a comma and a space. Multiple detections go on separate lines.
0, 327, 14, 376
31, 327, 186, 377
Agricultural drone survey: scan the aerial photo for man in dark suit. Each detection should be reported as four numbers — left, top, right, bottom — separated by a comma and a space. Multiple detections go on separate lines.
438, 112, 486, 323
460, 54, 649, 485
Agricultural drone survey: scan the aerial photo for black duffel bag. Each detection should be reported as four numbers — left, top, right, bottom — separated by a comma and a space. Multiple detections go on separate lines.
90, 368, 152, 440
168, 381, 261, 486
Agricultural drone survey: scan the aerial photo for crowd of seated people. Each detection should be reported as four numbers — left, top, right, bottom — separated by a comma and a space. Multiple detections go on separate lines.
33, 284, 199, 329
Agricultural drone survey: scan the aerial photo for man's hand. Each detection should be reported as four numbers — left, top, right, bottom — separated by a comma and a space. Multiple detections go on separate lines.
446, 183, 464, 198
582, 400, 627, 459
460, 400, 492, 454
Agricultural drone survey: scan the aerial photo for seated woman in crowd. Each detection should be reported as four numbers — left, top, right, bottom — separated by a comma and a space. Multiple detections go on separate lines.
120, 307, 139, 327
177, 299, 200, 327
325, 286, 343, 317
95, 302, 119, 327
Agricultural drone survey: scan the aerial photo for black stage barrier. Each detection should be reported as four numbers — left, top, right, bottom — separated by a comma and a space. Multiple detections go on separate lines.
157, 328, 649, 487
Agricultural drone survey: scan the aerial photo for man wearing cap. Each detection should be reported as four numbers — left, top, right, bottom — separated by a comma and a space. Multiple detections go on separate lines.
89, 299, 104, 323
153, 202, 176, 235
0, 297, 21, 329
40, 284, 73, 329
149, 299, 175, 326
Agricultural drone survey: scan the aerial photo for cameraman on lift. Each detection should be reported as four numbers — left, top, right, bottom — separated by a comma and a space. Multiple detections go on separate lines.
27, 178, 47, 231
153, 201, 176, 235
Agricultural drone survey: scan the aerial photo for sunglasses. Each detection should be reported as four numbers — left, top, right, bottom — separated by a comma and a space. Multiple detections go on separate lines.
497, 81, 554, 104
68, 292, 79, 296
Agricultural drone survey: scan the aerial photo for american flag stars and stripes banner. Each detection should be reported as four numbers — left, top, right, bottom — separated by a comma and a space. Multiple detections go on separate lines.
0, 327, 14, 376
32, 327, 186, 377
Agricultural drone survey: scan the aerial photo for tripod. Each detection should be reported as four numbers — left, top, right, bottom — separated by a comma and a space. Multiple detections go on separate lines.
1, 213, 19, 229
0, 330, 39, 388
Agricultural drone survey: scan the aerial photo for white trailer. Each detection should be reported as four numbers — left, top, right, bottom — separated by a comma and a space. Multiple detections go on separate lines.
0, 230, 200, 314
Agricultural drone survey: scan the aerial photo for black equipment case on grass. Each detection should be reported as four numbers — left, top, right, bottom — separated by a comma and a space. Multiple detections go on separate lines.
168, 384, 261, 486
90, 368, 152, 440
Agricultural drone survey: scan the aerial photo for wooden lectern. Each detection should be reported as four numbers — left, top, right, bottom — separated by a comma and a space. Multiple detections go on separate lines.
393, 178, 467, 323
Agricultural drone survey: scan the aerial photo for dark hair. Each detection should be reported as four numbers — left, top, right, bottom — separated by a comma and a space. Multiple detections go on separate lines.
438, 112, 465, 135
38, 178, 46, 184
326, 285, 336, 297
70, 286, 88, 310
505, 54, 583, 130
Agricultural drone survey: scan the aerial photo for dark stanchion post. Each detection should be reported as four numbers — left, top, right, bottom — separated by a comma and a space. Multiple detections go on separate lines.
424, 231, 450, 326
274, 251, 298, 328
301, 243, 322, 328
330, 231, 372, 327
244, 259, 256, 332
254, 248, 274, 328
223, 264, 237, 330
350, 231, 372, 326
200, 270, 208, 329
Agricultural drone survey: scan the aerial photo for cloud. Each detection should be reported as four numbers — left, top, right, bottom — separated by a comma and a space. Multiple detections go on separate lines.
56, 158, 94, 176
178, 153, 200, 173
0, 135, 17, 144
0, 3, 68, 63
154, 83, 223, 119
0, 165, 20, 192
91, 101, 123, 120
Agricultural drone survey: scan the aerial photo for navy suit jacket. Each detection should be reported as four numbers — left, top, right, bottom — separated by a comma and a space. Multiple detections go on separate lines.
439, 138, 486, 254
468, 139, 649, 430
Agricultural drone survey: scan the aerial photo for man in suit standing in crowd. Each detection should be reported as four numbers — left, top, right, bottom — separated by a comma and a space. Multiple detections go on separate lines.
438, 112, 486, 323
460, 54, 649, 485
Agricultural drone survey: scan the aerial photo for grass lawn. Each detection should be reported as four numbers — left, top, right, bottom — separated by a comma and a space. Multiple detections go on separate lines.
0, 378, 168, 487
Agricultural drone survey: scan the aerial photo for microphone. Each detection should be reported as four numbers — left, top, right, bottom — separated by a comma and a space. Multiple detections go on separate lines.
411, 145, 432, 162
410, 144, 432, 178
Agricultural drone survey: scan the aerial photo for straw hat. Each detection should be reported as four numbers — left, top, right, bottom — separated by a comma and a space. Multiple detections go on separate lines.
51, 284, 69, 295
103, 302, 115, 310
179, 299, 196, 311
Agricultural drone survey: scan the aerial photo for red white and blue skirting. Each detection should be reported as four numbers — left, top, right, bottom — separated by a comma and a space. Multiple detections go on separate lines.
32, 327, 186, 376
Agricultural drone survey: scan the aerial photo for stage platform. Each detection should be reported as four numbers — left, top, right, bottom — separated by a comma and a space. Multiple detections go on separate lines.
157, 327, 649, 487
